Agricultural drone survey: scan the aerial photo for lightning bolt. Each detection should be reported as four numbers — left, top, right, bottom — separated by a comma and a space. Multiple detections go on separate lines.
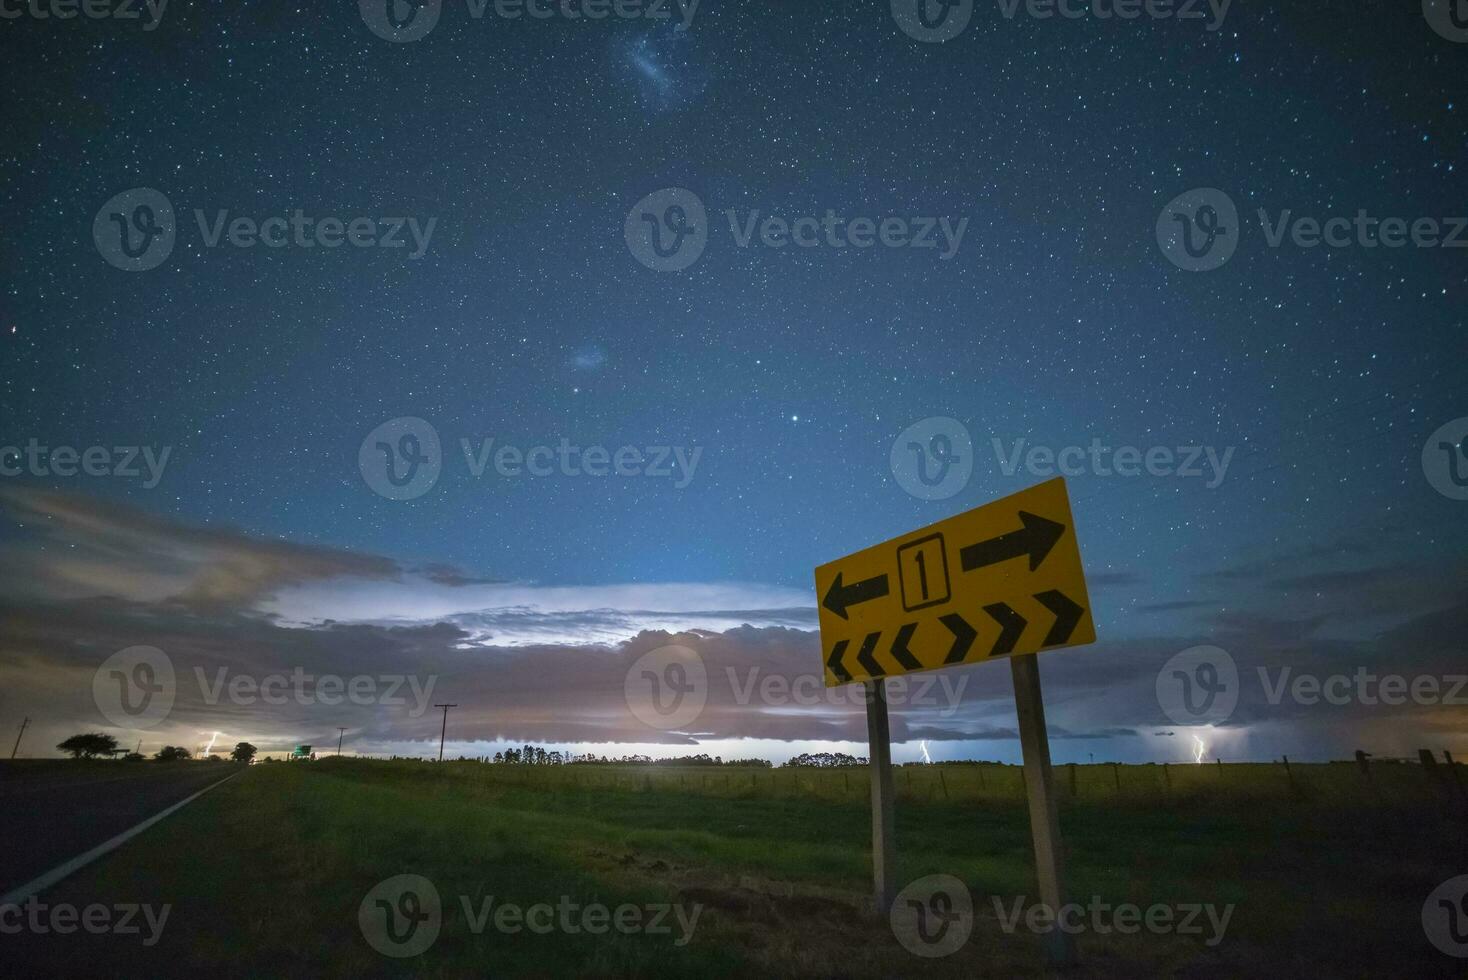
1192, 734, 1207, 764
920, 740, 932, 764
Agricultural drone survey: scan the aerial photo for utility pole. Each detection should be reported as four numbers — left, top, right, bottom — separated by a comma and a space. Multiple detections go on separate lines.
337, 727, 347, 756
11, 717, 29, 759
434, 704, 457, 762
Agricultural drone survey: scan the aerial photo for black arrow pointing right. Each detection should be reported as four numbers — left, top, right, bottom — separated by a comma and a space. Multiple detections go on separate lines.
939, 613, 977, 664
983, 602, 1027, 657
1035, 590, 1083, 646
959, 511, 1066, 574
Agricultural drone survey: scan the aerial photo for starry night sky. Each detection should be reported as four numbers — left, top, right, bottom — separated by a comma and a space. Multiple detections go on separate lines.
1, 1, 1465, 763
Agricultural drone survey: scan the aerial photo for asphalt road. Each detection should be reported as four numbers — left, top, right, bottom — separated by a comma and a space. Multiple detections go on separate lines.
0, 763, 235, 898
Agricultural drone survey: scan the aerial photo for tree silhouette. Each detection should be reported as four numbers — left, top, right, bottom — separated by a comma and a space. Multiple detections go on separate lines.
230, 741, 257, 763
57, 733, 119, 759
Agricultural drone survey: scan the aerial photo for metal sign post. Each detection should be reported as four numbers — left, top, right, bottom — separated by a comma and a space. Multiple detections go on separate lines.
865, 679, 897, 914
1011, 653, 1075, 966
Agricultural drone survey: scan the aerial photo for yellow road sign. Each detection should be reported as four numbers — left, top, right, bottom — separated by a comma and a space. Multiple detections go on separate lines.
814, 477, 1095, 686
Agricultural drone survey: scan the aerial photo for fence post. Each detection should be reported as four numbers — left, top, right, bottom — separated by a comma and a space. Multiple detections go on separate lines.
1282, 755, 1296, 796
1068, 763, 1078, 799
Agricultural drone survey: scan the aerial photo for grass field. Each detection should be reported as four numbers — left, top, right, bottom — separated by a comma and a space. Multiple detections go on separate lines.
5, 758, 1465, 977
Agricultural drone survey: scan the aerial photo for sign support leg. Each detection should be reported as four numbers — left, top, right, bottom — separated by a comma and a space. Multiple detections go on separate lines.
865, 678, 897, 915
1010, 654, 1076, 966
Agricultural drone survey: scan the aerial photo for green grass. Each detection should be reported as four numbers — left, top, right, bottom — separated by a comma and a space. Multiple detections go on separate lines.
5, 759, 1464, 978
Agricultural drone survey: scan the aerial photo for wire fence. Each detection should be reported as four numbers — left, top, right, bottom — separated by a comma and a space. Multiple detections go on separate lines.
338, 756, 1468, 812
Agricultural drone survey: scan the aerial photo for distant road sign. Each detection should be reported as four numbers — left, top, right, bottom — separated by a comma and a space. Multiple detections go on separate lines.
815, 477, 1094, 686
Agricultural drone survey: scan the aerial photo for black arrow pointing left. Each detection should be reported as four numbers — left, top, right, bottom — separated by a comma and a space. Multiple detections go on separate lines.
822, 571, 890, 620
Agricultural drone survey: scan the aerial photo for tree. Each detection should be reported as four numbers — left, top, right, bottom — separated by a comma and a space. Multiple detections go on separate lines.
122, 752, 145, 761
57, 733, 119, 759
154, 745, 191, 761
230, 742, 257, 763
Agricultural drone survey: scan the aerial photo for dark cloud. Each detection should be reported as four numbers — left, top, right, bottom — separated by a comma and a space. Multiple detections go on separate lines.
0, 487, 405, 609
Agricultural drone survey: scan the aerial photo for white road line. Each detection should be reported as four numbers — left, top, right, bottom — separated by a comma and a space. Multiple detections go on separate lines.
0, 769, 241, 907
